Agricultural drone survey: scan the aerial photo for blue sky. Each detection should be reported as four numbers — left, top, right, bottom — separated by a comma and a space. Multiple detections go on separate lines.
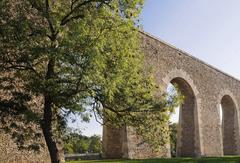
141, 0, 240, 79
75, 0, 240, 136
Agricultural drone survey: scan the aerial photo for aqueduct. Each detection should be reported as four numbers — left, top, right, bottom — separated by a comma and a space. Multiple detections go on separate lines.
103, 31, 240, 158
1, 31, 240, 162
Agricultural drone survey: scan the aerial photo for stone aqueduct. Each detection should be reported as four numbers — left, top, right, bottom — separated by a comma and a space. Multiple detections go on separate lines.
1, 32, 240, 162
102, 32, 240, 159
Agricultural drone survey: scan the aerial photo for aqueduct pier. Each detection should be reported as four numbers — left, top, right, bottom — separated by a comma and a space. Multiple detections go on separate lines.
103, 31, 240, 159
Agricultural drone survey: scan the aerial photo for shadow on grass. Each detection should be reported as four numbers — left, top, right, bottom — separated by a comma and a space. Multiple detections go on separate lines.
68, 156, 240, 163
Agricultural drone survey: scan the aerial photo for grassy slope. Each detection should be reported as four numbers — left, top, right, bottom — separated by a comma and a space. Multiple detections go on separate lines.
67, 156, 240, 163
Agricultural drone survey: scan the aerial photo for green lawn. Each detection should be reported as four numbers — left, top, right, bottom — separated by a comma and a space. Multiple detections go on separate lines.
67, 156, 240, 163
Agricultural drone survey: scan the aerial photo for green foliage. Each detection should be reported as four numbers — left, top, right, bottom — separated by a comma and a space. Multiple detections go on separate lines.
169, 123, 177, 157
89, 135, 101, 153
63, 130, 102, 154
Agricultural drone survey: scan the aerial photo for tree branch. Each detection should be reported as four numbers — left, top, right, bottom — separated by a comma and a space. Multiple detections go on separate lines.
45, 0, 58, 41
28, 0, 58, 41
60, 0, 112, 26
61, 0, 94, 26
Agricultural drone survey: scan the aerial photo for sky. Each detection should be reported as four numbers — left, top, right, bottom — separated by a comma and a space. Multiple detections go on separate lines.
73, 0, 240, 136
141, 0, 240, 79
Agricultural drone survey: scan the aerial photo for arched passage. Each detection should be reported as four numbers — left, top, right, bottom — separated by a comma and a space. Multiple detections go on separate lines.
169, 77, 196, 157
220, 95, 238, 155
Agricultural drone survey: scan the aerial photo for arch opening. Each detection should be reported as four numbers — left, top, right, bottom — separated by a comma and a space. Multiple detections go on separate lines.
168, 77, 196, 157
220, 95, 238, 155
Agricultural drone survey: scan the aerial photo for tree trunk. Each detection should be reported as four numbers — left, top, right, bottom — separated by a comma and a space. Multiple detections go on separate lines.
41, 95, 62, 163
41, 59, 62, 163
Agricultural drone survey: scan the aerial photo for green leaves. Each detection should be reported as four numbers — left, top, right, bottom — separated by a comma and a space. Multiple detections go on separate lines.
63, 130, 102, 154
169, 123, 177, 157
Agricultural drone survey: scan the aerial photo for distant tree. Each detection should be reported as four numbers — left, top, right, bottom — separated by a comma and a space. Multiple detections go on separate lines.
74, 137, 89, 153
63, 130, 101, 154
89, 135, 101, 153
0, 0, 180, 162
64, 143, 74, 154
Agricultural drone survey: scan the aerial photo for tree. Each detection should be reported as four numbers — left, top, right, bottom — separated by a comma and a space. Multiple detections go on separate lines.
0, 0, 180, 162
89, 135, 101, 153
63, 130, 102, 154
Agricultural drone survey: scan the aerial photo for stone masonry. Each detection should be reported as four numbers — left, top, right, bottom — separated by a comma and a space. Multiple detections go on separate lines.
103, 31, 240, 158
0, 132, 50, 163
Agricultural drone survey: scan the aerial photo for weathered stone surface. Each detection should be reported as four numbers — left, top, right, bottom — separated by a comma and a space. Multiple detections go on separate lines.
102, 126, 127, 159
125, 127, 170, 159
0, 132, 50, 163
103, 31, 240, 158
0, 78, 51, 162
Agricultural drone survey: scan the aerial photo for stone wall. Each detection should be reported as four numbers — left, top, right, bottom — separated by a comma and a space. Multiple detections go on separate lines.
125, 127, 170, 159
0, 132, 50, 163
102, 126, 127, 158
0, 78, 51, 162
103, 31, 240, 158
102, 126, 170, 159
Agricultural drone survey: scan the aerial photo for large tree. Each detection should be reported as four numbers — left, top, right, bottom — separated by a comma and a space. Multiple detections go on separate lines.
0, 0, 179, 162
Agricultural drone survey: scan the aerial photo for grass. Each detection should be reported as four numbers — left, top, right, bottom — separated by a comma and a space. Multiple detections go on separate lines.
67, 156, 240, 163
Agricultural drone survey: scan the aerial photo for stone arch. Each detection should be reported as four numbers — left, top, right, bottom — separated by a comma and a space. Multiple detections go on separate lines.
163, 69, 203, 157
218, 90, 240, 155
